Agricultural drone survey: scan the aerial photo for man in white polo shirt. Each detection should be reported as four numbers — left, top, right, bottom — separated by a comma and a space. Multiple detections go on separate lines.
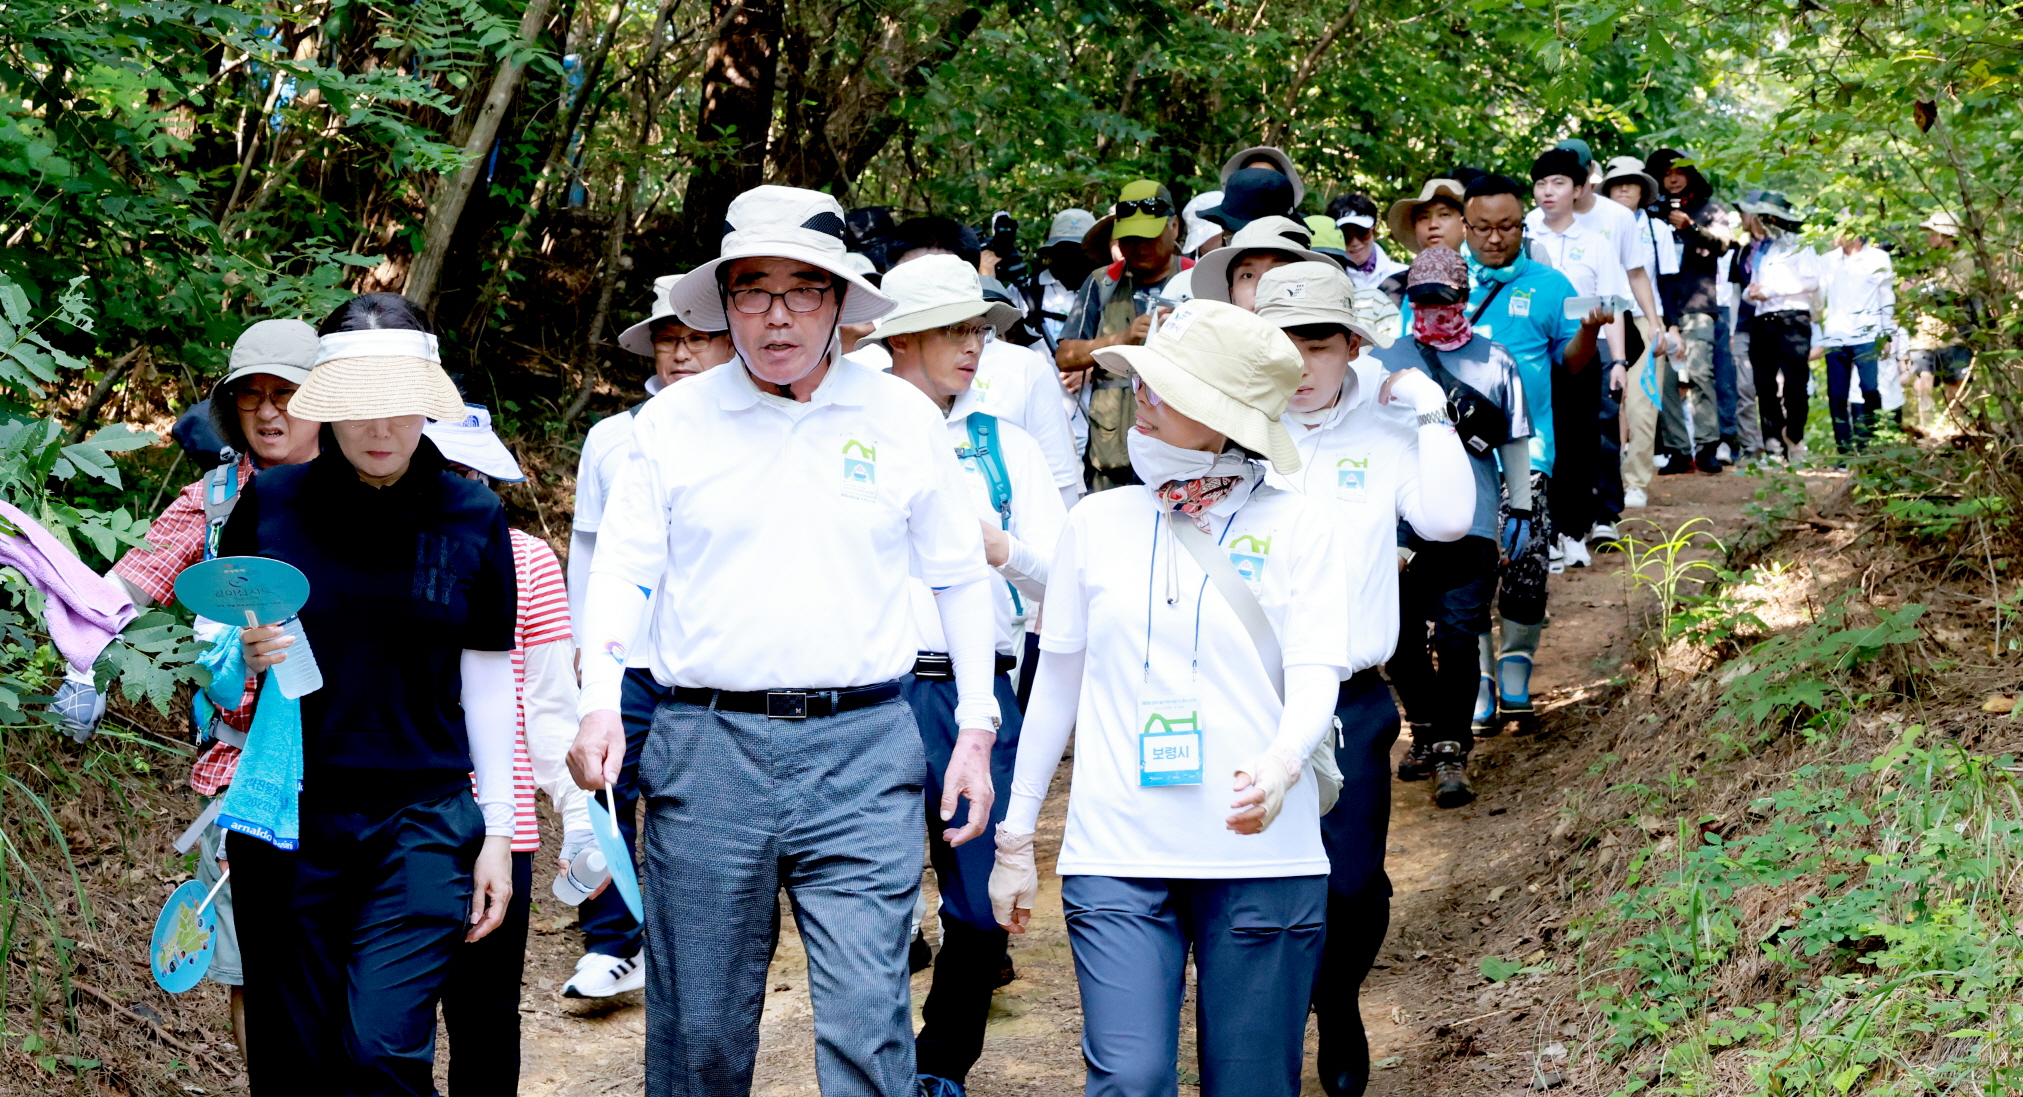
569, 186, 1002, 1097
1253, 262, 1474, 1096
871, 253, 1068, 1097
563, 271, 734, 998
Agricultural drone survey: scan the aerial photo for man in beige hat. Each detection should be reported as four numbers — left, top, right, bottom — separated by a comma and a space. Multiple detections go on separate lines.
1385, 178, 1468, 254
868, 252, 1066, 1096
1908, 209, 1978, 427
563, 272, 734, 998
990, 297, 1349, 1097
570, 185, 1002, 1097
1252, 261, 1472, 1096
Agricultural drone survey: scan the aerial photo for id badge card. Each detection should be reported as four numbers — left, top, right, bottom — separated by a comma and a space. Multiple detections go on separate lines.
1137, 693, 1204, 787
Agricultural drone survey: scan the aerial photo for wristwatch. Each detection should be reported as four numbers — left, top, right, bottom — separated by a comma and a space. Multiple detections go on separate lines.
1415, 410, 1454, 428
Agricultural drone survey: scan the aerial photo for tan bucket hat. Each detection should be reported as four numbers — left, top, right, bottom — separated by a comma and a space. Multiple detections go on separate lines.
1253, 262, 1400, 349
866, 254, 1021, 343
667, 186, 896, 331
1599, 156, 1660, 207
1091, 299, 1303, 475
1385, 179, 1466, 254
288, 329, 467, 423
1219, 146, 1307, 208
1189, 217, 1336, 305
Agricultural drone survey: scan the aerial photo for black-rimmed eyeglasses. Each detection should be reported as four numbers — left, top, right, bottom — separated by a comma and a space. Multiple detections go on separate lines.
727, 284, 834, 315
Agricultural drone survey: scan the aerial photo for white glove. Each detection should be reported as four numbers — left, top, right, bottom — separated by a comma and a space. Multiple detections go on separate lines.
1232, 751, 1300, 834
988, 825, 1039, 931
1381, 367, 1449, 416
558, 828, 594, 870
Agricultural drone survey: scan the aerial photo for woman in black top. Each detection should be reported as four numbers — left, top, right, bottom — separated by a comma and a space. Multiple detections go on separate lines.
224, 293, 520, 1097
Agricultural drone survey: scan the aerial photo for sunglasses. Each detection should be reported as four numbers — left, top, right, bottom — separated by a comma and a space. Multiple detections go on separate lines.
1114, 197, 1174, 220
1130, 374, 1164, 408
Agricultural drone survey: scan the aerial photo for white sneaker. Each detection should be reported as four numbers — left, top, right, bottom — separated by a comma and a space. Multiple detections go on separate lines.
564, 951, 646, 998
1564, 536, 1592, 568
1623, 488, 1648, 509
1716, 442, 1733, 464
1589, 521, 1619, 543
1547, 537, 1566, 574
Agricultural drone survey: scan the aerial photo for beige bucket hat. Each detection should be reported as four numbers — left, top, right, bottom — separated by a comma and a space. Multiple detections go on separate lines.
618, 274, 711, 358
1253, 262, 1400, 349
288, 328, 467, 423
866, 254, 1021, 343
1599, 156, 1660, 207
1220, 146, 1307, 208
1385, 179, 1466, 254
1091, 298, 1304, 475
1190, 217, 1335, 305
667, 185, 897, 331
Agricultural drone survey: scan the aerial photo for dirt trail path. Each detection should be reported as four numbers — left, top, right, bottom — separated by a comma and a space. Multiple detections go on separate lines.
504, 470, 1772, 1097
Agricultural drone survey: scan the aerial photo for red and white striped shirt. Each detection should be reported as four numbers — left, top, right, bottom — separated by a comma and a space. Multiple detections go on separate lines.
508, 529, 574, 851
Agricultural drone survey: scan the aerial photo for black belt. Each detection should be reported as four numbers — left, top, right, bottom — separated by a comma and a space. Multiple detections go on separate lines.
671, 681, 901, 720
912, 652, 1018, 681
1340, 668, 1387, 696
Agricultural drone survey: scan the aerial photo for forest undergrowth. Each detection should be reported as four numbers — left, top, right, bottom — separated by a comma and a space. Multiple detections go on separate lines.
1453, 436, 2023, 1097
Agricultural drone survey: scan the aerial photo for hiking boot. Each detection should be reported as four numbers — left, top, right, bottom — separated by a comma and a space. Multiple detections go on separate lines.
1431, 742, 1475, 809
1398, 736, 1436, 782
908, 929, 933, 974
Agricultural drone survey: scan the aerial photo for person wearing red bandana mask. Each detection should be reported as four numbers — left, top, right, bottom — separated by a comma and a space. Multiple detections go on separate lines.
1367, 245, 1534, 809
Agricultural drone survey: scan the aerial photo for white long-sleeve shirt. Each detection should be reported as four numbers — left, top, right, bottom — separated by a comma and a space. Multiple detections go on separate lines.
1820, 243, 1896, 347
1750, 235, 1821, 317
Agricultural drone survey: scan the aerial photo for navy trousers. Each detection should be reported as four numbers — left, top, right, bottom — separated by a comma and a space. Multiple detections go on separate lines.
1312, 672, 1401, 1097
443, 850, 535, 1096
1063, 874, 1328, 1097
639, 693, 926, 1097
1825, 341, 1881, 452
904, 671, 1024, 1084
1389, 534, 1499, 750
578, 667, 668, 958
231, 788, 484, 1097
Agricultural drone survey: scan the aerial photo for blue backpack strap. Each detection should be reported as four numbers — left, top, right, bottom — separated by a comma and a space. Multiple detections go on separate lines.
964, 413, 1014, 529
200, 451, 243, 562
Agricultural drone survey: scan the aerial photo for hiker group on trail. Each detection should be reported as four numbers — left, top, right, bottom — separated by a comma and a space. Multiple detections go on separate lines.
49, 139, 1981, 1097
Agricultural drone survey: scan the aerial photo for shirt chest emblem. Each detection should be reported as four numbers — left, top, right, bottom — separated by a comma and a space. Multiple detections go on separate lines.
1335, 457, 1371, 502
841, 437, 878, 500
1227, 533, 1273, 585
1507, 290, 1532, 318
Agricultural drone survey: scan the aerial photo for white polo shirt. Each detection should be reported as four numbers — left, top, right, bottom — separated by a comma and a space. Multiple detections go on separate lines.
849, 338, 1082, 504
909, 394, 1067, 657
1528, 198, 1651, 314
1527, 219, 1632, 303
1040, 480, 1347, 879
1267, 365, 1451, 674
570, 376, 665, 657
1820, 244, 1896, 347
592, 356, 990, 691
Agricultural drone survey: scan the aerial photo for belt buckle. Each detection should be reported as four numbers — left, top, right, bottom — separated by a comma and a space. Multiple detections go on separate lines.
915, 654, 955, 681
765, 691, 809, 720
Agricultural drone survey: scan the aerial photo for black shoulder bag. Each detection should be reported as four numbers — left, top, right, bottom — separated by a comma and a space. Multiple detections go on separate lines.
1414, 281, 1513, 456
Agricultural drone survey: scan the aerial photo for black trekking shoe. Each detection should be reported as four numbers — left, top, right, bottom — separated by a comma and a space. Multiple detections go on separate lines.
1397, 737, 1435, 782
1431, 741, 1475, 808
908, 929, 933, 973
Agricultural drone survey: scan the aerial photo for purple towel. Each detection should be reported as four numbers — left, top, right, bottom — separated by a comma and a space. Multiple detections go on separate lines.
0, 500, 137, 673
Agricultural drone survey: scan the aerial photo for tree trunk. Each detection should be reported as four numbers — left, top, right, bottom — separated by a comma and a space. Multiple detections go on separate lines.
674, 0, 781, 263
405, 0, 560, 312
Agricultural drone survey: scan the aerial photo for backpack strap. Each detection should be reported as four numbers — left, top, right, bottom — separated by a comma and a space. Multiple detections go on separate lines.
200, 451, 243, 561
964, 413, 1014, 528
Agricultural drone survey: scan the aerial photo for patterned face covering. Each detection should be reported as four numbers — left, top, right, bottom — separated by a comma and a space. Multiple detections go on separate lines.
1411, 302, 1473, 351
1152, 475, 1245, 531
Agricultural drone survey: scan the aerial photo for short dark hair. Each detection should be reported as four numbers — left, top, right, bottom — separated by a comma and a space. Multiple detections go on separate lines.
1326, 193, 1379, 223
318, 292, 433, 335
1283, 322, 1355, 343
1464, 174, 1528, 210
890, 216, 981, 268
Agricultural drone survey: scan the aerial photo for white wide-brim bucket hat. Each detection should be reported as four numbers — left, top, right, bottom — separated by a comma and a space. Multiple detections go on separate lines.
421, 404, 525, 481
289, 328, 467, 423
1599, 156, 1660, 207
866, 254, 1021, 343
1091, 298, 1303, 475
668, 186, 896, 331
618, 273, 710, 358
1182, 191, 1226, 255
1190, 217, 1336, 305
1220, 146, 1307, 208
1253, 261, 1400, 349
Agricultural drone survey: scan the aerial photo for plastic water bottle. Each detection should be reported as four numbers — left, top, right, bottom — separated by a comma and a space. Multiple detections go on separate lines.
550, 848, 610, 906
270, 616, 324, 699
